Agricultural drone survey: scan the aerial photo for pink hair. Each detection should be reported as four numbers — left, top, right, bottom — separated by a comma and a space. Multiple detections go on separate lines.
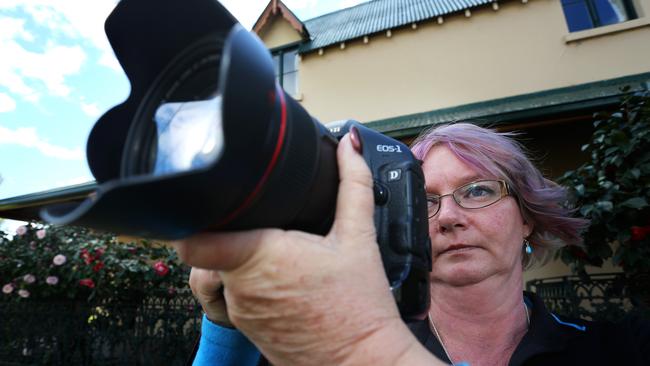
411, 123, 589, 268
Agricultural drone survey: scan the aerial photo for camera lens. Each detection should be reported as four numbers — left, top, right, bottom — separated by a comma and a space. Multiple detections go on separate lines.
53, 25, 341, 238
121, 35, 225, 177
152, 95, 224, 176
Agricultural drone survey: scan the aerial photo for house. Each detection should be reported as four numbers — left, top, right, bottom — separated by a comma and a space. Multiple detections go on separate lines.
252, 0, 650, 280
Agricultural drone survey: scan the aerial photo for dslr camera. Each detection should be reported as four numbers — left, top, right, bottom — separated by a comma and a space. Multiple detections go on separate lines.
41, 0, 431, 321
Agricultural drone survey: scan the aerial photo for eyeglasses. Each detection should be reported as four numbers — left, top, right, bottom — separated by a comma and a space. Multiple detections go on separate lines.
427, 179, 510, 218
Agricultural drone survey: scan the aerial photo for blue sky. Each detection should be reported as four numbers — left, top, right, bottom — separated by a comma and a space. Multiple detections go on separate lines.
0, 0, 366, 232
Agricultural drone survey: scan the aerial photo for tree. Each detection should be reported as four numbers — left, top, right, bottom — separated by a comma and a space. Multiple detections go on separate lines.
559, 88, 650, 303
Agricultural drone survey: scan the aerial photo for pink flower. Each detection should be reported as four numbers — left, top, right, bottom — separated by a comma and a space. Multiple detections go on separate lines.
80, 249, 93, 265
53, 254, 67, 266
79, 278, 95, 288
15, 226, 27, 236
36, 229, 46, 239
46, 276, 59, 285
153, 261, 170, 277
23, 274, 36, 284
2, 284, 14, 294
18, 289, 30, 298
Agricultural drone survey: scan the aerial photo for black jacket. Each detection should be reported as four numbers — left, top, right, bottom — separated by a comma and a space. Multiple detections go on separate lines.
408, 292, 650, 365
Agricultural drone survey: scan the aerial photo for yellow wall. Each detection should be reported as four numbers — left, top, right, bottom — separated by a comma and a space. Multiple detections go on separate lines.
259, 15, 302, 49
292, 0, 650, 123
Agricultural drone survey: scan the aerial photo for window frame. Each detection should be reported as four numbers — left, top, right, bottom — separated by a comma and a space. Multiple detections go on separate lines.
270, 43, 301, 98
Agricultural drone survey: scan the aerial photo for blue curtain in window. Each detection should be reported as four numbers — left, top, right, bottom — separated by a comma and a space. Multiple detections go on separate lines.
561, 0, 631, 32
562, 0, 595, 32
594, 0, 628, 26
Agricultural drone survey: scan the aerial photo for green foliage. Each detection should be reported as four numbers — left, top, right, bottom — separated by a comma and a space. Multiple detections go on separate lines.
559, 88, 650, 276
0, 223, 189, 303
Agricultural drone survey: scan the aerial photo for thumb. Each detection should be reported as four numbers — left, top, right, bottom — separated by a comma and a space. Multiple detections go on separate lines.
172, 229, 271, 271
331, 130, 376, 243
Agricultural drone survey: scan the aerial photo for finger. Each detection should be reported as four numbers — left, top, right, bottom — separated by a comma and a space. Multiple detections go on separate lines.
172, 229, 281, 271
332, 133, 376, 241
189, 268, 223, 295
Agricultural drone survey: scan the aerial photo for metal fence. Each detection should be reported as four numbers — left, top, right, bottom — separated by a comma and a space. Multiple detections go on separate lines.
525, 272, 648, 322
0, 291, 201, 366
2, 274, 646, 365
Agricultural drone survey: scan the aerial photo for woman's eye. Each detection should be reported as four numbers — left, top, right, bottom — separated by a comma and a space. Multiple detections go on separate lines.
464, 185, 493, 198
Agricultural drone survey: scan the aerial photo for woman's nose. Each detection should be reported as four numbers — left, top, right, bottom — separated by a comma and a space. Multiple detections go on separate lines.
433, 195, 466, 233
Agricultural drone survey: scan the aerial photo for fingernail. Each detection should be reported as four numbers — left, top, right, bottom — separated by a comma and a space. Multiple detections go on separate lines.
349, 126, 362, 153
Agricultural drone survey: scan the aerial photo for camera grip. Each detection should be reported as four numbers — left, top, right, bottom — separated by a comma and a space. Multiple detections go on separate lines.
327, 121, 431, 321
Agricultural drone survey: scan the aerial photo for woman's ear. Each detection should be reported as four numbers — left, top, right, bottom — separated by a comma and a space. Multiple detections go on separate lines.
522, 219, 533, 239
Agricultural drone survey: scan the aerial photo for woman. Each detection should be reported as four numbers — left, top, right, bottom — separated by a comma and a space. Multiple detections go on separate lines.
409, 123, 589, 365
177, 123, 649, 365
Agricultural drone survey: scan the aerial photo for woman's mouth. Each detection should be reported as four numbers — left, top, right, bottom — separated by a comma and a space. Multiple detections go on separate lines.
440, 244, 478, 255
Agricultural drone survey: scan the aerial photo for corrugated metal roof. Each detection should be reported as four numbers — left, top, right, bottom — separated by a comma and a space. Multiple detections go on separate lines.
299, 0, 496, 52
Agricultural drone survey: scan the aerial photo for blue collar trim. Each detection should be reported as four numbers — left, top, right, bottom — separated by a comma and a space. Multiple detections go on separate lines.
551, 313, 587, 332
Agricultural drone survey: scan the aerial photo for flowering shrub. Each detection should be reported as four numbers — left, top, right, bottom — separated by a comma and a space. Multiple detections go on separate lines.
559, 88, 650, 278
0, 224, 189, 303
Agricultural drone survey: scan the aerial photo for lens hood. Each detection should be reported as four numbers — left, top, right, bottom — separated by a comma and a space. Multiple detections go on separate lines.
88, 0, 238, 182
42, 0, 292, 239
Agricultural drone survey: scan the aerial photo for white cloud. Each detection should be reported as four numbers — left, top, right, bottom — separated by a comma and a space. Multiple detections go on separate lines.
98, 51, 122, 73
338, 0, 367, 9
0, 93, 17, 112
284, 0, 319, 10
80, 101, 101, 117
0, 125, 84, 160
0, 18, 87, 101
55, 175, 94, 187
0, 1, 118, 103
0, 17, 34, 42
19, 42, 86, 96
218, 1, 268, 29
217, 0, 368, 29
1, 1, 119, 69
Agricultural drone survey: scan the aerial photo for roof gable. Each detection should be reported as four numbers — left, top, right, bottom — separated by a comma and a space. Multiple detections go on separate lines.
253, 0, 309, 39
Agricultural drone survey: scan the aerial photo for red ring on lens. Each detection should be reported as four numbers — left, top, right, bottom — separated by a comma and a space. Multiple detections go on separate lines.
215, 84, 287, 227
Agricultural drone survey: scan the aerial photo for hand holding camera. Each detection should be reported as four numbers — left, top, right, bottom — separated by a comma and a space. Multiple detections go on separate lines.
176, 134, 436, 365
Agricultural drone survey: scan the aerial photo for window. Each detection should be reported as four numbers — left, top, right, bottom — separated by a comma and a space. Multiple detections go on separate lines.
272, 47, 298, 97
561, 0, 638, 32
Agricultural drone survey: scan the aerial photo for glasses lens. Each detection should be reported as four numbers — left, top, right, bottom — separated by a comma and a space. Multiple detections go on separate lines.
454, 180, 503, 209
427, 197, 440, 217
152, 95, 225, 176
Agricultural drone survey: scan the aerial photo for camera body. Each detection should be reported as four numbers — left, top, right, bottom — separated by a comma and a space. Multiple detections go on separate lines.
329, 121, 431, 315
41, 0, 431, 320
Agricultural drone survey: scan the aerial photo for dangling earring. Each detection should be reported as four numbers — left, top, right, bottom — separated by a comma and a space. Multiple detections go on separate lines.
524, 238, 533, 255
